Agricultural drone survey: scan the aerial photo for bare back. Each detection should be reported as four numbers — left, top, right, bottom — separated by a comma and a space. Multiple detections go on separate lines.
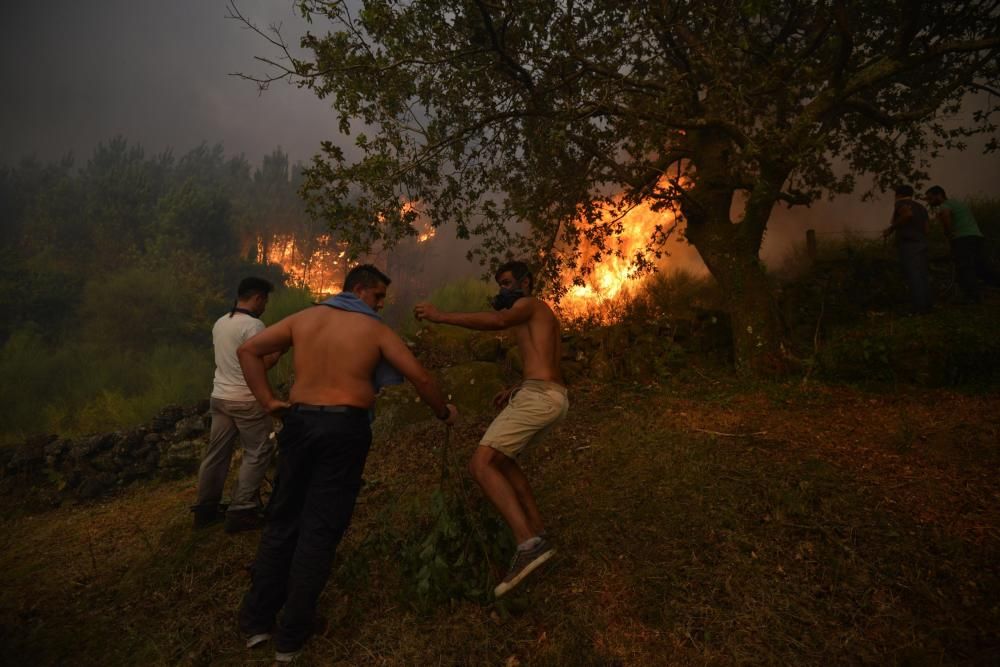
286, 305, 388, 407
512, 298, 564, 385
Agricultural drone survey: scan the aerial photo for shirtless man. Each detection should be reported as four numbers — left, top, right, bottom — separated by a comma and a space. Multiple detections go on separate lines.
237, 265, 457, 663
414, 260, 568, 597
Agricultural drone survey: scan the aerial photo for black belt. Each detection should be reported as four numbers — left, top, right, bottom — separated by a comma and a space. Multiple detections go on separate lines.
290, 403, 368, 416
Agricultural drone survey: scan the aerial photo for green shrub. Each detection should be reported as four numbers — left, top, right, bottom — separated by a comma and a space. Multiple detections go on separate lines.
397, 484, 513, 610
79, 260, 221, 350
394, 277, 495, 337
631, 269, 719, 318
262, 286, 314, 325
427, 277, 495, 312
0, 329, 76, 442
819, 306, 1000, 387
71, 390, 147, 435
342, 438, 514, 612
0, 330, 213, 444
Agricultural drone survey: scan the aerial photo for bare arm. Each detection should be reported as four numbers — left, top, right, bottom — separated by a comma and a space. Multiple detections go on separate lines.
378, 328, 457, 423
263, 350, 284, 370
414, 298, 533, 331
238, 318, 294, 415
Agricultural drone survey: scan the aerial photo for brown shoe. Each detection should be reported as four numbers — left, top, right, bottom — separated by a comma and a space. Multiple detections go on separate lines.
224, 508, 265, 534
191, 503, 222, 529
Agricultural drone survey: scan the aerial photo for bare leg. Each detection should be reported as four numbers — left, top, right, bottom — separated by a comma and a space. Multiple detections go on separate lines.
497, 456, 544, 537
469, 446, 533, 544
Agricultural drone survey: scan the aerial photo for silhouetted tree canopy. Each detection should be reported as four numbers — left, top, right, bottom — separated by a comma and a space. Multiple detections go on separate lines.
238, 0, 1000, 373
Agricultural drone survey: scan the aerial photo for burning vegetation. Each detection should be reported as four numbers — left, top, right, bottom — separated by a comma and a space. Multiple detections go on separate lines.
257, 234, 348, 296
258, 191, 697, 321
258, 217, 438, 298
555, 179, 686, 321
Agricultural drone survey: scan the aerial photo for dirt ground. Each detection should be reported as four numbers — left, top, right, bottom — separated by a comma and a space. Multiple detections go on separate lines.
2, 374, 998, 665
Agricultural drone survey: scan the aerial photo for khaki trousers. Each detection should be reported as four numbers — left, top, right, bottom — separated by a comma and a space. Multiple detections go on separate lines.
195, 397, 275, 512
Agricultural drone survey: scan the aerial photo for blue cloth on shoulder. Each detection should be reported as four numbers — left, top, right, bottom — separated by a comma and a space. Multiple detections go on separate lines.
319, 292, 405, 393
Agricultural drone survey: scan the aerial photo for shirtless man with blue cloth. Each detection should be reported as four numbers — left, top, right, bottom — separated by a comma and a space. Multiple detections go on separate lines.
415, 260, 568, 597
236, 264, 457, 663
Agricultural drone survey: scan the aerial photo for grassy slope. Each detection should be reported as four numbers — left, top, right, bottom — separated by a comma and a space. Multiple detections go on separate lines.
2, 375, 998, 666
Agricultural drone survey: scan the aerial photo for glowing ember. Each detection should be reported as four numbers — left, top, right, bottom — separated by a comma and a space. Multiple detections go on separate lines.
556, 181, 679, 321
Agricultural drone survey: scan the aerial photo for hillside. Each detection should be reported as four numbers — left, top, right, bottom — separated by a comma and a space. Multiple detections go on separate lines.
3, 369, 998, 665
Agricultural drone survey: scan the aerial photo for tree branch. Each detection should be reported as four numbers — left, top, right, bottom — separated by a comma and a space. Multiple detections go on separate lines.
472, 0, 536, 94
796, 35, 1000, 136
776, 190, 813, 206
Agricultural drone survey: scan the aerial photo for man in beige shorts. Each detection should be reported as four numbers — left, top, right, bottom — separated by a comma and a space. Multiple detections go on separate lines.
415, 260, 568, 596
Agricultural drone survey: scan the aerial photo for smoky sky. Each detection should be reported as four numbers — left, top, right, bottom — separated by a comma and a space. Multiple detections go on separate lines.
0, 1, 339, 167
1, 0, 997, 266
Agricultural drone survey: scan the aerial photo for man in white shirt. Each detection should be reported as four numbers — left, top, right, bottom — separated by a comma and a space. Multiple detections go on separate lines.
193, 277, 282, 531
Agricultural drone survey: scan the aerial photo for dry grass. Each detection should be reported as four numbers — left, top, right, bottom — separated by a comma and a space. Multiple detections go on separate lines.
2, 375, 998, 665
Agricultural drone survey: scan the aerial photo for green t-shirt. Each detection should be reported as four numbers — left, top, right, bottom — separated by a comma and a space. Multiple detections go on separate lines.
939, 199, 982, 239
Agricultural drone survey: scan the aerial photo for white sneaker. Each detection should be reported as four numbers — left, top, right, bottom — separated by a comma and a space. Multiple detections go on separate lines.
275, 648, 302, 663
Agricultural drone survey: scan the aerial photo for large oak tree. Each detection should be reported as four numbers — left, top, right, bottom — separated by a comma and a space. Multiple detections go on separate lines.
235, 0, 1000, 373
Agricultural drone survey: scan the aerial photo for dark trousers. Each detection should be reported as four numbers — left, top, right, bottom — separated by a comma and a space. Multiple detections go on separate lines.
238, 408, 371, 652
897, 241, 931, 313
951, 236, 1000, 302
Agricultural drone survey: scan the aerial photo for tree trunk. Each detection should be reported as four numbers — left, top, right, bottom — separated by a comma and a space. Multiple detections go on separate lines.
680, 177, 788, 375
710, 252, 788, 375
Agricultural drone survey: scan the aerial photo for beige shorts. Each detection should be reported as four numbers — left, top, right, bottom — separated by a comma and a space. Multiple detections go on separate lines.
480, 380, 569, 459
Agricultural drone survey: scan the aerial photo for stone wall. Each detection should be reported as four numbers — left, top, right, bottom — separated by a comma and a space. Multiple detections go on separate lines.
0, 401, 213, 508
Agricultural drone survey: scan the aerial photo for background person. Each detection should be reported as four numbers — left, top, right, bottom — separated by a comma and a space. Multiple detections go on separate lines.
192, 277, 282, 532
926, 185, 999, 303
883, 185, 932, 314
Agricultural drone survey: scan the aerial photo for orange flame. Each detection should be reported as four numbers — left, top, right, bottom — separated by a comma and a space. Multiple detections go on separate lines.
417, 225, 436, 243
257, 234, 352, 297
401, 200, 436, 243
256, 206, 434, 297
556, 181, 680, 321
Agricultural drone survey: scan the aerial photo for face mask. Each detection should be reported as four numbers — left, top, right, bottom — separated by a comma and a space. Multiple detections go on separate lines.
491, 287, 525, 310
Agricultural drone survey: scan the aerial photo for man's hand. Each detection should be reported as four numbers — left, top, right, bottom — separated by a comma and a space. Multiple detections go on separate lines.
882, 226, 894, 240
441, 403, 459, 425
414, 302, 442, 323
263, 397, 291, 417
492, 385, 518, 410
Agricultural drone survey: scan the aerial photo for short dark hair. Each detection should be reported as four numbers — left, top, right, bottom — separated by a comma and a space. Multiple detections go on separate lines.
495, 260, 533, 291
926, 185, 947, 198
237, 277, 274, 300
344, 264, 391, 292
893, 184, 914, 197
